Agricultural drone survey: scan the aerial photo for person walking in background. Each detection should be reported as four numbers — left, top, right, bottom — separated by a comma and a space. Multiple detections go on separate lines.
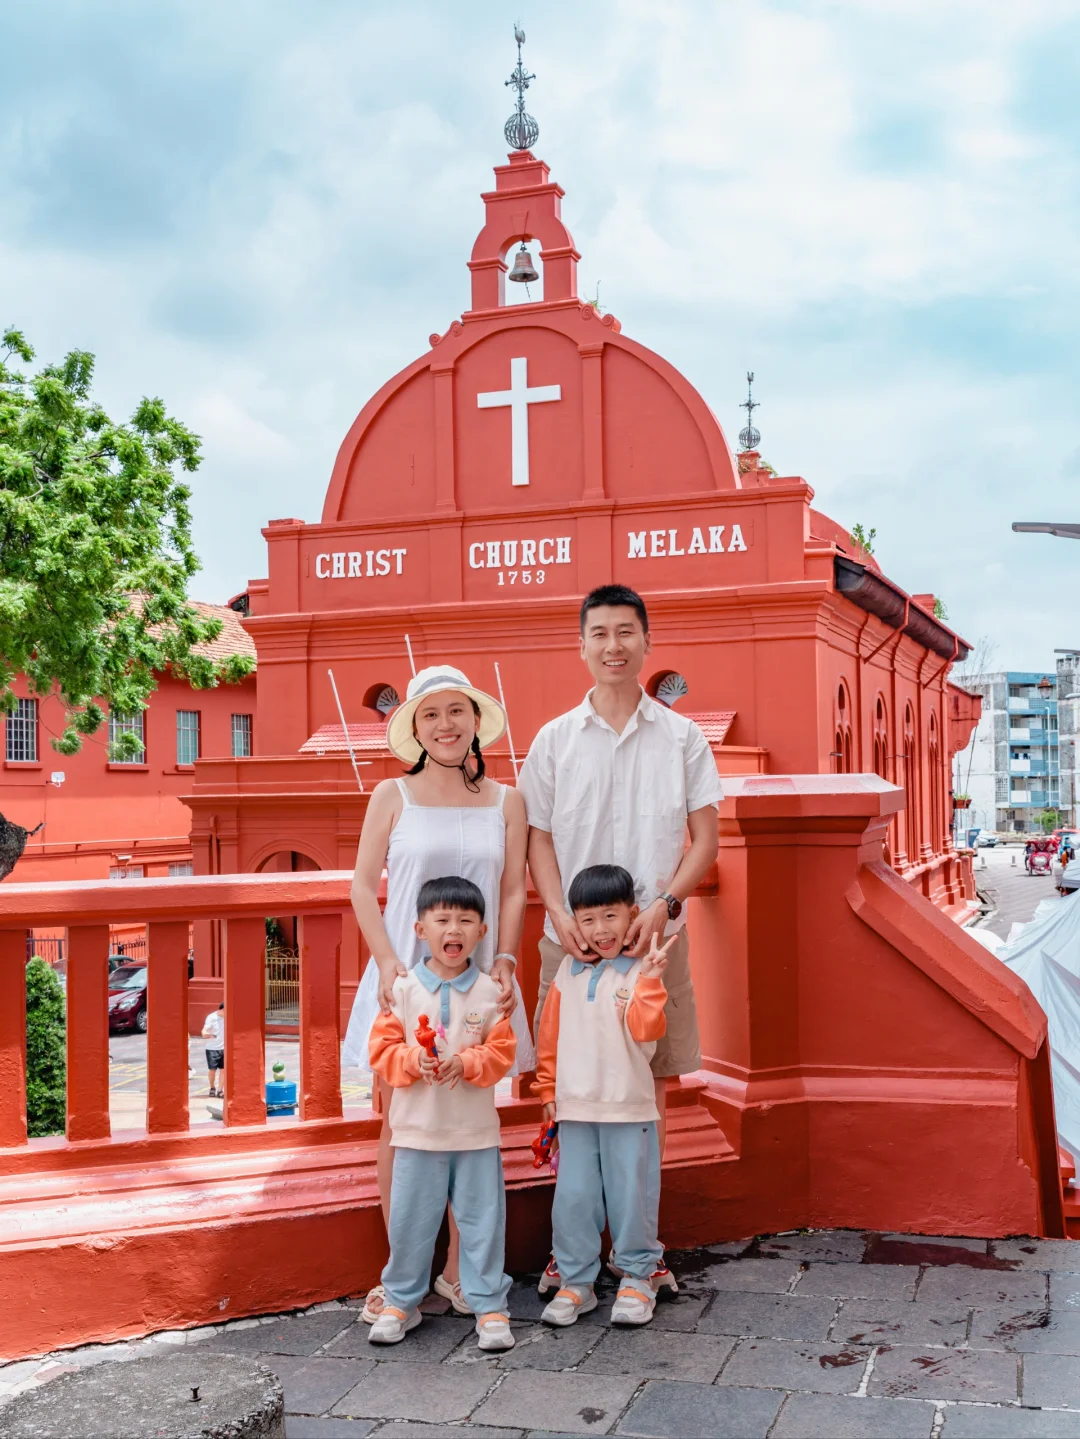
519, 584, 721, 1289
344, 665, 534, 1323
201, 1001, 225, 1098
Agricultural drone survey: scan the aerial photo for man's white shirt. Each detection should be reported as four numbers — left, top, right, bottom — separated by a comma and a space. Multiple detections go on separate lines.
518, 688, 723, 941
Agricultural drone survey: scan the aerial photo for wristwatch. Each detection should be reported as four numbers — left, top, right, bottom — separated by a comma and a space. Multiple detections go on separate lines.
659, 891, 683, 920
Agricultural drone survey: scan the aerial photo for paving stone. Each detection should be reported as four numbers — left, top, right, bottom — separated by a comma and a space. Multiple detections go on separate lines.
796, 1263, 919, 1301
206, 1309, 356, 1356
264, 1355, 374, 1414
881, 1234, 989, 1254
323, 1315, 469, 1363
832, 1300, 970, 1348
367, 1426, 525, 1438
449, 1321, 599, 1372
966, 1304, 1080, 1353
474, 1369, 638, 1434
331, 1360, 494, 1422
284, 1417, 377, 1437
868, 1345, 1018, 1403
1052, 1272, 1080, 1310
916, 1267, 1048, 1309
697, 1292, 838, 1341
991, 1238, 1080, 1271
648, 1290, 713, 1331
506, 1279, 619, 1326
771, 1392, 936, 1438
580, 1327, 735, 1382
717, 1338, 871, 1394
941, 1405, 1080, 1437
1022, 1352, 1080, 1408
700, 1257, 802, 1293
614, 1380, 782, 1438
758, 1231, 869, 1264
0, 1360, 45, 1389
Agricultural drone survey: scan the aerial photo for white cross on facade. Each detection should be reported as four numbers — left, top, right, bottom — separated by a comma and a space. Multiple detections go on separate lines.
476, 356, 561, 487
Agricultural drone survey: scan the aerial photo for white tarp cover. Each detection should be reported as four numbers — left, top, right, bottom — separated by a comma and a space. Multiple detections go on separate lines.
995, 891, 1080, 1161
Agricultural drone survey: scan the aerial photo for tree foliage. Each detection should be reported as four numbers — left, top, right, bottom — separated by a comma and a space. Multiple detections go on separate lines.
25, 956, 66, 1137
0, 328, 255, 757
849, 522, 876, 555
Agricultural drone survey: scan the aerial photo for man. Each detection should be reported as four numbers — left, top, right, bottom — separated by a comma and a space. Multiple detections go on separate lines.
518, 583, 721, 1156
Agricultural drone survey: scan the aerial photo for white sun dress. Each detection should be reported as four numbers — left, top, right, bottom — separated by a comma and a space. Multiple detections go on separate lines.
341, 778, 537, 1074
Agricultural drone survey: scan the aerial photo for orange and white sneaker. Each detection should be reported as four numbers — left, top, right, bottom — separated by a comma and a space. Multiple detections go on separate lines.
537, 1256, 561, 1295
606, 1251, 679, 1297
368, 1305, 422, 1344
611, 1282, 657, 1326
541, 1285, 597, 1327
476, 1312, 515, 1351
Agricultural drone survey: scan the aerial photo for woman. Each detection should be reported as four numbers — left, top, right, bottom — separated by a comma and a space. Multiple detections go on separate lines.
343, 664, 535, 1321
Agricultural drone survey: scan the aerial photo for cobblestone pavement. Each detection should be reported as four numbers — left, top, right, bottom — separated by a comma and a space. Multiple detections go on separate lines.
8, 1231, 1080, 1436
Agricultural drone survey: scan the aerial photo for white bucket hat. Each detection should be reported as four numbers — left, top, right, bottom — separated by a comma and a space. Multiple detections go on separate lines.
386, 665, 507, 766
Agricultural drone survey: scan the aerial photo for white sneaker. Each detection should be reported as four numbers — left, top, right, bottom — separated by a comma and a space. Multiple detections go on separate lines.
476, 1312, 515, 1350
368, 1305, 422, 1344
541, 1285, 597, 1327
537, 1256, 561, 1295
610, 1282, 656, 1326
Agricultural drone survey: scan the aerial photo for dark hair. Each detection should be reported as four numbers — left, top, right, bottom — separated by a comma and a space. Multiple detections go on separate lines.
407, 696, 486, 793
568, 864, 636, 913
416, 875, 486, 920
579, 585, 649, 634
217, 1002, 224, 1010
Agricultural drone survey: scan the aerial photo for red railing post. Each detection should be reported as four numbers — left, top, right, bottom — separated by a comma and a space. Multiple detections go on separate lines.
0, 930, 27, 1147
147, 920, 191, 1135
222, 916, 266, 1127
66, 925, 111, 1142
299, 913, 342, 1121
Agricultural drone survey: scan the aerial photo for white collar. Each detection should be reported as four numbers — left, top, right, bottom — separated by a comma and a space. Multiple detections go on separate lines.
577, 686, 654, 729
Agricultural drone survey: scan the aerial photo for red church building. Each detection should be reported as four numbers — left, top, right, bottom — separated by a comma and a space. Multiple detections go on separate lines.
178, 145, 981, 1022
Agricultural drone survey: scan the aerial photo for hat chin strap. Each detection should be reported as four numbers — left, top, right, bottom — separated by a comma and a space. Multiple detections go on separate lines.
418, 737, 483, 793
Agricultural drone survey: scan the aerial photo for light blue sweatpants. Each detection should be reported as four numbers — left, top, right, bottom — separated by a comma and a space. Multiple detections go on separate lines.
552, 1120, 664, 1287
381, 1145, 511, 1315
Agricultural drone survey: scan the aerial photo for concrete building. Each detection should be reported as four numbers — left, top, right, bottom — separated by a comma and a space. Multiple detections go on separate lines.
954, 670, 1060, 832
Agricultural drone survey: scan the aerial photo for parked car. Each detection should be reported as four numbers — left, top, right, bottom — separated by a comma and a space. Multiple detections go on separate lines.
107, 963, 148, 1033
975, 832, 1000, 847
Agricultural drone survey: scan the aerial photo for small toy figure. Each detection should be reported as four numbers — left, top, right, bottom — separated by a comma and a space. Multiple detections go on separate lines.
415, 1013, 439, 1063
531, 1118, 558, 1169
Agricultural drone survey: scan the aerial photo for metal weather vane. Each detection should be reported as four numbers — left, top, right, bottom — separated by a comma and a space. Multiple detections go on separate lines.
738, 371, 761, 452
504, 25, 539, 151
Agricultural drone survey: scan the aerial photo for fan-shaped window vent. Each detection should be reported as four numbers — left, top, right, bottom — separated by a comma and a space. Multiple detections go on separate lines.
375, 686, 400, 715
656, 673, 689, 708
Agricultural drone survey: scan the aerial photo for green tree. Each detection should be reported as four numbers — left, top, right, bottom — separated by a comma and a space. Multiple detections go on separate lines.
0, 328, 255, 760
25, 957, 66, 1137
1037, 807, 1063, 834
850, 522, 876, 555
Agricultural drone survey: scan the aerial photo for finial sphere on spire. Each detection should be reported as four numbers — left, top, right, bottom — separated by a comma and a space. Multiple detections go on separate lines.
739, 371, 761, 452
504, 24, 539, 151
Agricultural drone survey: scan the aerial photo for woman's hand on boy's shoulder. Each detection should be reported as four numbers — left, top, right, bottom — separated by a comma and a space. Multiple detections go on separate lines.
639, 931, 677, 981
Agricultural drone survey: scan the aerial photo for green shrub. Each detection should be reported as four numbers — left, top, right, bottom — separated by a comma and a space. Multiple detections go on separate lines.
26, 957, 66, 1137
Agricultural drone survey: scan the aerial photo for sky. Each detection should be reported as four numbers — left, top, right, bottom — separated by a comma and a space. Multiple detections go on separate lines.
2, 0, 1079, 672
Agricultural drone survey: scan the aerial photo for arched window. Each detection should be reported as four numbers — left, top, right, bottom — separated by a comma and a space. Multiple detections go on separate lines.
834, 682, 853, 773
900, 703, 917, 860
873, 696, 889, 780
646, 671, 689, 707
363, 682, 401, 719
928, 712, 942, 851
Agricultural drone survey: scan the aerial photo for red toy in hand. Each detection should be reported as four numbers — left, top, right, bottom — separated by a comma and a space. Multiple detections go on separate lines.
415, 1014, 439, 1062
531, 1119, 558, 1169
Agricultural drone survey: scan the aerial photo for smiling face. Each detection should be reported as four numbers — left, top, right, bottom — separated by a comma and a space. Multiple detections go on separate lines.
414, 904, 487, 972
412, 690, 481, 766
573, 899, 638, 959
579, 606, 650, 689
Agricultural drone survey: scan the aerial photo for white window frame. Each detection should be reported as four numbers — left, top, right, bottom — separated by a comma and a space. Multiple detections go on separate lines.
231, 713, 253, 758
176, 709, 201, 766
6, 698, 38, 762
108, 711, 145, 764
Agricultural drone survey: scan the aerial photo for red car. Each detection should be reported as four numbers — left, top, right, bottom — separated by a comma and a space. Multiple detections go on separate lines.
108, 963, 148, 1033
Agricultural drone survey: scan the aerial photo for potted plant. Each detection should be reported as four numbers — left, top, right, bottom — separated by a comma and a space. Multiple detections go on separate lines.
953, 793, 972, 809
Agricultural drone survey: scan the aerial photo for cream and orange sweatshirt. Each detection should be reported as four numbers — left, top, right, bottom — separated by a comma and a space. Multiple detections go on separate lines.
369, 960, 516, 1151
536, 954, 667, 1123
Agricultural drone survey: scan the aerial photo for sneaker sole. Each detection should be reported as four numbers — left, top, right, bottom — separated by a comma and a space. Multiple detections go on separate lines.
477, 1334, 516, 1350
